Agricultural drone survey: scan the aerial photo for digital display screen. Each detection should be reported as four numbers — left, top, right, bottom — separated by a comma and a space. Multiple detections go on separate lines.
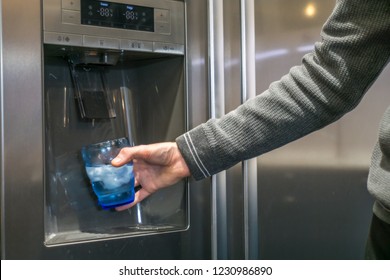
81, 0, 154, 32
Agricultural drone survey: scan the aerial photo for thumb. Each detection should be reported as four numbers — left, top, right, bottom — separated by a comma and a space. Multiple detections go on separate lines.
111, 147, 133, 167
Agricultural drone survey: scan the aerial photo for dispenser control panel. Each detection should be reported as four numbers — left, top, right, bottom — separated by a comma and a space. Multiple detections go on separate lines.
43, 0, 185, 54
80, 0, 155, 32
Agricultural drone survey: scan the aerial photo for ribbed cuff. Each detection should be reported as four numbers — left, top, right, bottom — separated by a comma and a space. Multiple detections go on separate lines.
373, 200, 390, 225
176, 125, 217, 181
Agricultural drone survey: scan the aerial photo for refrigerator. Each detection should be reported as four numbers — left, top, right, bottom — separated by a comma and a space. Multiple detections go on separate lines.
1, 0, 387, 260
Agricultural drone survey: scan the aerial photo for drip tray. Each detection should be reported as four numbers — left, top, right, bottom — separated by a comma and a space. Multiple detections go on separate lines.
44, 224, 186, 247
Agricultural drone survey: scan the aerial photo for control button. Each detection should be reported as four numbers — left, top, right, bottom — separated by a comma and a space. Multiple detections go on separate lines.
62, 0, 80, 11
62, 10, 80, 25
83, 36, 120, 50
120, 40, 153, 52
153, 42, 184, 55
44, 32, 83, 46
155, 22, 171, 35
155, 9, 170, 23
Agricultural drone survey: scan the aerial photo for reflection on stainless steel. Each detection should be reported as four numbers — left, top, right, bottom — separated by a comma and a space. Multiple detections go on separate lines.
255, 49, 289, 61
304, 3, 317, 18
120, 86, 137, 146
63, 87, 69, 128
296, 44, 315, 53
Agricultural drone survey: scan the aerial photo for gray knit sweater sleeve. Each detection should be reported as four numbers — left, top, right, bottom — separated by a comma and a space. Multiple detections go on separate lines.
176, 0, 390, 181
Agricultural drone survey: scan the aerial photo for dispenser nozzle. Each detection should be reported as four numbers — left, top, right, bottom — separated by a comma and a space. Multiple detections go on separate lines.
69, 50, 120, 66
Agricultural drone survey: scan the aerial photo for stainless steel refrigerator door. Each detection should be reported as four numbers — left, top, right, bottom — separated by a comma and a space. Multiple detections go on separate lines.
0, 0, 213, 260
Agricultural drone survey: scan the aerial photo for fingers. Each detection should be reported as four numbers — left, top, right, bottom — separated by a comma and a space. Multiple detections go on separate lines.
112, 142, 178, 167
115, 188, 152, 211
111, 144, 151, 166
111, 147, 134, 167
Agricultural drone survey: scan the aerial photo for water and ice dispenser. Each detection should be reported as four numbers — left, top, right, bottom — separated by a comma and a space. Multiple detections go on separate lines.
43, 0, 187, 245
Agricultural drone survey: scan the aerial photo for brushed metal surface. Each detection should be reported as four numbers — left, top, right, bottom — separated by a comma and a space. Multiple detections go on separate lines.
1, 0, 44, 259
254, 0, 390, 259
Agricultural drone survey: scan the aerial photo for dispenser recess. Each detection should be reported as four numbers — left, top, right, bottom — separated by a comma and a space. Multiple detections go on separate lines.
43, 0, 187, 246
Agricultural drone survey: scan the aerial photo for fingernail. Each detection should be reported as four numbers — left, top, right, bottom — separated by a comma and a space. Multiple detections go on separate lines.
111, 158, 121, 164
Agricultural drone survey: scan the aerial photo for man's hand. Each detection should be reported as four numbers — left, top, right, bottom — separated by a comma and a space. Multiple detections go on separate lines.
111, 142, 190, 211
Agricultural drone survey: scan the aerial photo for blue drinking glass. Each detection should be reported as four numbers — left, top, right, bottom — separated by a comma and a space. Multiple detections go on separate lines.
81, 137, 135, 209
